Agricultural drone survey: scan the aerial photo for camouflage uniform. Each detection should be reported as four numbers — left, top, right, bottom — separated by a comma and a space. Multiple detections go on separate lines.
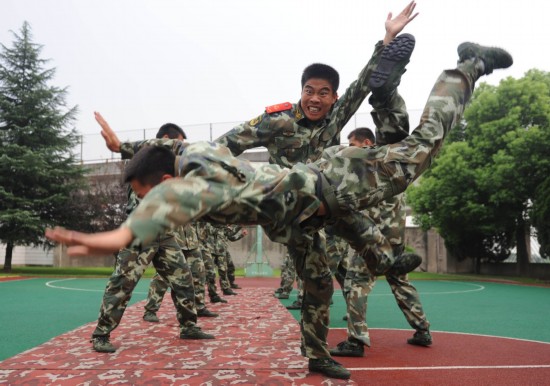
123, 60, 480, 358
210, 40, 388, 359
144, 223, 209, 314
340, 91, 430, 346
276, 253, 304, 304
211, 226, 231, 292
225, 225, 246, 287
92, 231, 198, 339
197, 221, 224, 300
325, 224, 350, 295
92, 156, 199, 339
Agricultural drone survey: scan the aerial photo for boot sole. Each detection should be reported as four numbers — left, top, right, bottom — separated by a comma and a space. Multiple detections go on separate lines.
329, 351, 364, 357
369, 33, 415, 90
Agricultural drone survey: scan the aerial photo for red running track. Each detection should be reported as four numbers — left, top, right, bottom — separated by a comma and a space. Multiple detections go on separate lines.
1, 277, 549, 385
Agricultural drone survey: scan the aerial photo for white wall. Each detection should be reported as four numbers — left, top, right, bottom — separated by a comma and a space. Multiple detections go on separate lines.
0, 244, 54, 266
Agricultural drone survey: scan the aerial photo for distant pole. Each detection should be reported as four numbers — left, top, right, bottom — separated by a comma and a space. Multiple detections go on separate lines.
244, 225, 273, 277
209, 123, 213, 141
80, 135, 83, 164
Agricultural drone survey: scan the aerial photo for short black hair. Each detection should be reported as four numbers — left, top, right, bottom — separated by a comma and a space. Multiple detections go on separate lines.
301, 63, 339, 93
124, 146, 175, 186
348, 127, 375, 143
156, 123, 187, 139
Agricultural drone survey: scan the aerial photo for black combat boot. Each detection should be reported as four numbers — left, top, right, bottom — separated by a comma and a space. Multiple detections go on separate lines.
457, 42, 513, 75
369, 33, 415, 100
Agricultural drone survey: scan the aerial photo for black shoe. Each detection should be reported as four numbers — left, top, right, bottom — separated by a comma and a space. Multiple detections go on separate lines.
286, 300, 302, 310
457, 42, 513, 75
180, 326, 215, 340
274, 288, 283, 295
143, 311, 159, 323
223, 289, 238, 296
407, 330, 432, 347
388, 253, 422, 276
369, 33, 415, 98
275, 292, 290, 299
91, 336, 116, 353
308, 358, 351, 380
329, 339, 365, 357
230, 283, 241, 289
342, 315, 348, 321
210, 295, 227, 303
197, 308, 219, 317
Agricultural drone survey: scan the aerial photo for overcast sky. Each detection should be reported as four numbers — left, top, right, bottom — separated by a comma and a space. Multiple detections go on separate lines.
1, 0, 549, 161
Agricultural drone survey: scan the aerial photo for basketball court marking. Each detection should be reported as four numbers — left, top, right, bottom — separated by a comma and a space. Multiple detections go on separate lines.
45, 277, 148, 295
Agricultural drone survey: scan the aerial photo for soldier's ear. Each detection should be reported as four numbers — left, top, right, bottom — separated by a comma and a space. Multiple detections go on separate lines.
161, 174, 173, 182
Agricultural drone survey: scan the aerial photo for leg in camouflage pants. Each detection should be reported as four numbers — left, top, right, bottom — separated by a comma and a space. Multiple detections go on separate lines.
277, 251, 297, 295
287, 230, 333, 359
201, 245, 224, 301
214, 251, 231, 292
144, 246, 209, 315
92, 232, 198, 339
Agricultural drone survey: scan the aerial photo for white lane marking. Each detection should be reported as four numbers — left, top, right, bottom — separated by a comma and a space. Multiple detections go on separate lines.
349, 364, 550, 371
330, 327, 550, 345
45, 278, 147, 295
330, 280, 486, 297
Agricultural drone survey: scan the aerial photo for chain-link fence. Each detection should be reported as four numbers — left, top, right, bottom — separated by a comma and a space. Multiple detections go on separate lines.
75, 109, 423, 164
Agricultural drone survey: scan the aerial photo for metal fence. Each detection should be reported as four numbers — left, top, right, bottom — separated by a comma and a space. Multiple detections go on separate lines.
74, 109, 424, 164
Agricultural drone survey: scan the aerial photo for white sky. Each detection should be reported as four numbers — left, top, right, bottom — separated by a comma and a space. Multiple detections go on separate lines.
1, 0, 549, 161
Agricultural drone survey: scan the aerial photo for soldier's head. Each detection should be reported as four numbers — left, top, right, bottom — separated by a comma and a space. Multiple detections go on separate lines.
156, 123, 187, 140
124, 146, 175, 198
348, 127, 375, 147
300, 63, 339, 122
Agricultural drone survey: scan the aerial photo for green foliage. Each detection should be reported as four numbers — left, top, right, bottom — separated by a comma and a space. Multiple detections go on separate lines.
0, 22, 86, 268
408, 70, 550, 262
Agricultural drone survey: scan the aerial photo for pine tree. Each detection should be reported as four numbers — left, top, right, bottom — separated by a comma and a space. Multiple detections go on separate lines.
0, 22, 83, 272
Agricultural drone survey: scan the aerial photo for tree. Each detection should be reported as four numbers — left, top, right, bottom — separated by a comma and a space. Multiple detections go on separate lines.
0, 22, 83, 272
407, 70, 550, 273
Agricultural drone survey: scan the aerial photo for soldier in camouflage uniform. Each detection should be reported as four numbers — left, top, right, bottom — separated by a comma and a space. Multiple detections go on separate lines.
143, 222, 219, 321
210, 226, 235, 295
211, 5, 419, 378
329, 126, 431, 358
49, 39, 513, 379
226, 226, 247, 289
87, 123, 214, 354
211, 225, 247, 295
196, 221, 228, 303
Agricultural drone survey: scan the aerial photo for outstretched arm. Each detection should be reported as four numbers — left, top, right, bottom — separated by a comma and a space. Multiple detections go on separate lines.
95, 111, 122, 153
45, 226, 133, 256
383, 1, 419, 45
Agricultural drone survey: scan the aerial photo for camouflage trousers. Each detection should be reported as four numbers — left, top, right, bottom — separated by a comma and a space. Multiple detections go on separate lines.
287, 230, 333, 359
226, 251, 236, 286
343, 251, 430, 346
144, 247, 208, 313
92, 232, 197, 338
213, 251, 230, 291
325, 226, 349, 299
277, 251, 303, 297
201, 245, 222, 300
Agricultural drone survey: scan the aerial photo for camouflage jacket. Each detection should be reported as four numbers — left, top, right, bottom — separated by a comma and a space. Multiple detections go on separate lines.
214, 41, 385, 168
124, 141, 320, 248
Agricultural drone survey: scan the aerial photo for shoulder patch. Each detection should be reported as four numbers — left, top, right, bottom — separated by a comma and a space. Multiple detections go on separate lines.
265, 102, 292, 114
